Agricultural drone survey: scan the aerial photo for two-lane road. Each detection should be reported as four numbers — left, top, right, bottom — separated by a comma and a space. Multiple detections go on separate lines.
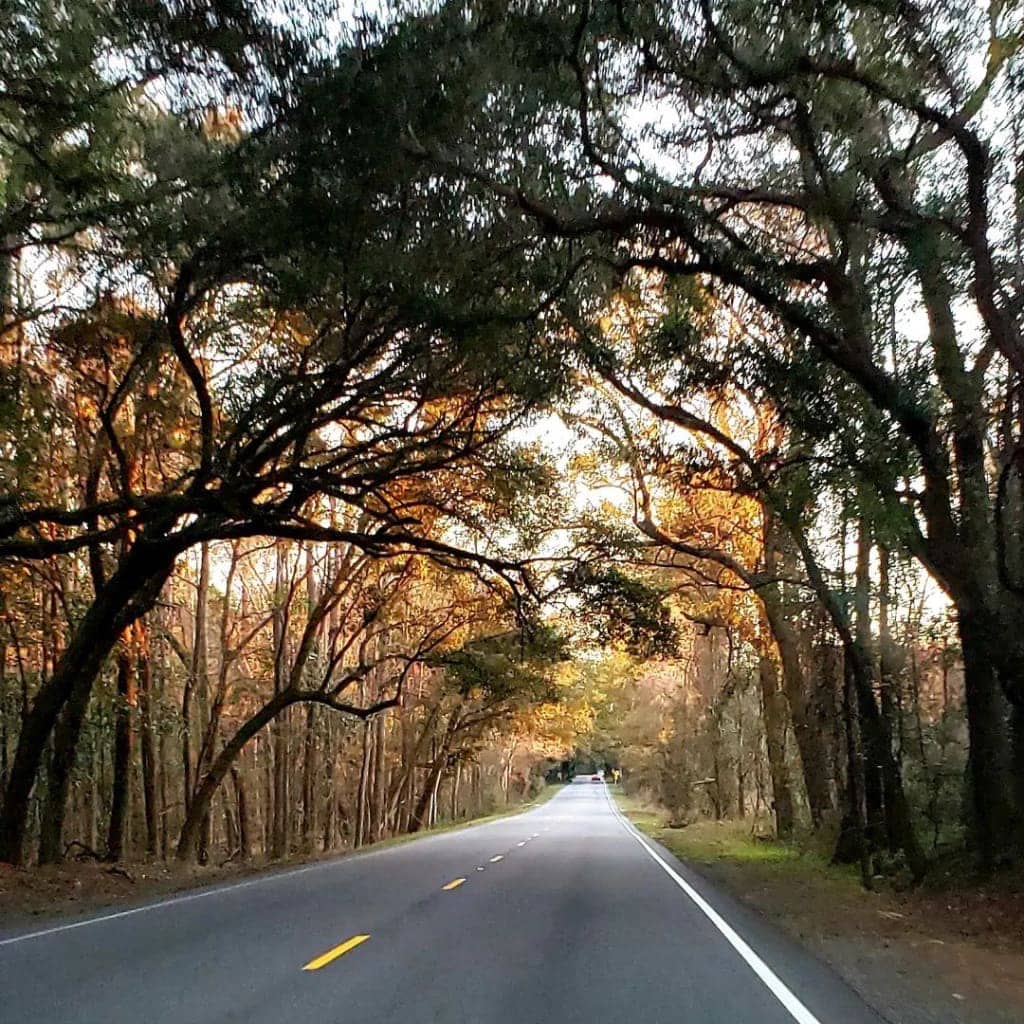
0, 783, 881, 1023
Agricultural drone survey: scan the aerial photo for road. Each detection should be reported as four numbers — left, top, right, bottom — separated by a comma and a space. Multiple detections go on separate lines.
0, 782, 880, 1023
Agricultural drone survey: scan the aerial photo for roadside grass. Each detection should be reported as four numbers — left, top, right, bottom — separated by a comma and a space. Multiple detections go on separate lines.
611, 786, 860, 890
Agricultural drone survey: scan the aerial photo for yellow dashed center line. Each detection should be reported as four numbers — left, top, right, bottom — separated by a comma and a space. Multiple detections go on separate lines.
302, 934, 370, 971
442, 877, 466, 891
490, 855, 503, 863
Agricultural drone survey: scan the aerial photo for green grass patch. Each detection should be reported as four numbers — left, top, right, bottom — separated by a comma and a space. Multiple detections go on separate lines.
611, 786, 859, 888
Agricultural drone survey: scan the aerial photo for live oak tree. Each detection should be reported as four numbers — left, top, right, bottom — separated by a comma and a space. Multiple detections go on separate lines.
576, 363, 928, 876
0, 6, 585, 864
388, 0, 1024, 869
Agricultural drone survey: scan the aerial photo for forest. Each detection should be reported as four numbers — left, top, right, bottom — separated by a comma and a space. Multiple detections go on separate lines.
1, 0, 1021, 899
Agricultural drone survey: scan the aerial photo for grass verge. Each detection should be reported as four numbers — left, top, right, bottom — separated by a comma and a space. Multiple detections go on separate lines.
613, 787, 859, 890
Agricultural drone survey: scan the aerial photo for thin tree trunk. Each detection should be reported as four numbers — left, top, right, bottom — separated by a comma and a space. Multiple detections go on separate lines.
451, 760, 461, 820
372, 712, 386, 841
302, 704, 316, 852
232, 766, 250, 860
736, 691, 746, 819
354, 718, 371, 848
106, 648, 134, 860
853, 520, 886, 853
758, 637, 795, 837
270, 544, 290, 860
137, 623, 158, 857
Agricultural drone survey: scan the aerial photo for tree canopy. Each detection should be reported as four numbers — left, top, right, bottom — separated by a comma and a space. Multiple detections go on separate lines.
2, 0, 1022, 881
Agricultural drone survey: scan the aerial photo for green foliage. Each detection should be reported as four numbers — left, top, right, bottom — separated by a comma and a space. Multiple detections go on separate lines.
563, 564, 678, 658
438, 622, 567, 703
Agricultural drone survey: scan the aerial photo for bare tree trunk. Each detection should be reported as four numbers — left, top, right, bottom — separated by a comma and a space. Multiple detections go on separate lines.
758, 633, 795, 837
89, 741, 99, 853
302, 704, 316, 852
372, 713, 386, 841
270, 544, 290, 860
354, 718, 371, 848
232, 766, 250, 860
451, 760, 461, 820
321, 717, 336, 852
137, 623, 158, 858
736, 691, 746, 819
182, 543, 210, 825
106, 648, 134, 860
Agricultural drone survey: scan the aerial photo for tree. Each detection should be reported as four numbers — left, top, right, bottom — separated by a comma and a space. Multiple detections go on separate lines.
398, 0, 1024, 868
0, 8, 585, 863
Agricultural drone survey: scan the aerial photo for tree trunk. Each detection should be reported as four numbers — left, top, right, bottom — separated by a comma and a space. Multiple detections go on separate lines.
12, 545, 174, 866
735, 689, 746, 819
451, 760, 461, 821
177, 690, 298, 861
232, 766, 250, 860
137, 625, 158, 857
182, 543, 210, 823
410, 751, 448, 834
302, 704, 316, 852
321, 717, 336, 852
845, 634, 928, 880
270, 707, 290, 859
837, 651, 874, 888
354, 718, 371, 848
760, 515, 836, 827
782, 512, 926, 880
758, 641, 795, 837
852, 521, 886, 854
372, 712, 386, 841
959, 607, 1017, 869
106, 648, 135, 860
270, 543, 289, 859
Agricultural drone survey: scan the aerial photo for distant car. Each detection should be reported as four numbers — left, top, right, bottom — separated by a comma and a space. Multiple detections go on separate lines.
592, 774, 602, 783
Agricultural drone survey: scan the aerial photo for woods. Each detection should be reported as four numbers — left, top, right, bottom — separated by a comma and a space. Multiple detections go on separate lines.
2, 0, 1023, 893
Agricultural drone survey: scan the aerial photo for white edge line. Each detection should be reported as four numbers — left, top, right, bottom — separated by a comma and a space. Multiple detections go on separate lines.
604, 788, 822, 1024
0, 793, 565, 948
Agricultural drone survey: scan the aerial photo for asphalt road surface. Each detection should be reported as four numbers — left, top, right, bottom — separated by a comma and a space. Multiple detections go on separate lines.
0, 782, 882, 1023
